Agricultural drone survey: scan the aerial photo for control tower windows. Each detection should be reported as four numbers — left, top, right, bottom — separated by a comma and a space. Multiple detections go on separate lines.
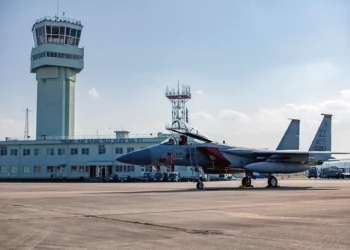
42, 25, 81, 46
35, 26, 45, 45
31, 51, 83, 61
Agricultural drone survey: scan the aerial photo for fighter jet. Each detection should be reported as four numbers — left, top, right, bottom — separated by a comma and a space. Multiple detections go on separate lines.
117, 114, 347, 190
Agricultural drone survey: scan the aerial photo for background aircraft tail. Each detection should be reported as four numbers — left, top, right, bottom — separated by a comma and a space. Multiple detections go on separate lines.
308, 113, 332, 161
276, 119, 300, 150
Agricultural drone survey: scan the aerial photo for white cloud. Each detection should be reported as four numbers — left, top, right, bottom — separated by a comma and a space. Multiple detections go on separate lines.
196, 90, 204, 95
341, 89, 350, 98
191, 111, 215, 122
251, 96, 350, 151
187, 88, 350, 150
219, 109, 251, 122
0, 117, 23, 139
88, 88, 100, 98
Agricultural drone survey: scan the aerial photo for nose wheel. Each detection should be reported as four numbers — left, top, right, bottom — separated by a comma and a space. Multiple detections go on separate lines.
196, 181, 204, 190
267, 176, 278, 188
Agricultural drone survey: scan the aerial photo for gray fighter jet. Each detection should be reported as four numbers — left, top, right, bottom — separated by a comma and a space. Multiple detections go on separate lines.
117, 114, 347, 190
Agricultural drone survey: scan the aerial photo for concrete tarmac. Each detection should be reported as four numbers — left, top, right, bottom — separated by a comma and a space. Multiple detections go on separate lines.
0, 179, 350, 250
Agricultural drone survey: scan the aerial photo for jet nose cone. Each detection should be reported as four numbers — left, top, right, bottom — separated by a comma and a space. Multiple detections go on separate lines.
117, 149, 152, 165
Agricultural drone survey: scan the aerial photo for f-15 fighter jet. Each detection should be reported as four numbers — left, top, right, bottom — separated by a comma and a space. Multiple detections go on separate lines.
117, 114, 348, 190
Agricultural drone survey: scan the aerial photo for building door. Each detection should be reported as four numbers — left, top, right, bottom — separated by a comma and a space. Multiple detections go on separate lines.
89, 165, 96, 177
106, 165, 112, 176
101, 166, 106, 177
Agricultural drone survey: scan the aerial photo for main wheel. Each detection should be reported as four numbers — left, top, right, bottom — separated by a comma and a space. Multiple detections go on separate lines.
196, 182, 204, 190
242, 177, 251, 186
268, 176, 278, 188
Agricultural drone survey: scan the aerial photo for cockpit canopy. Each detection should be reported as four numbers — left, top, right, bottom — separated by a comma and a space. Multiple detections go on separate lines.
166, 120, 213, 142
160, 137, 177, 145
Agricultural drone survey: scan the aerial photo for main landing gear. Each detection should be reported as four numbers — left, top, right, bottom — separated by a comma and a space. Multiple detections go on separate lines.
267, 176, 279, 188
241, 176, 253, 187
240, 174, 279, 188
195, 175, 279, 190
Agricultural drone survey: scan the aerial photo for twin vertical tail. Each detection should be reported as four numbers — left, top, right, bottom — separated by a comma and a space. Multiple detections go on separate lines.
276, 119, 300, 150
308, 113, 332, 161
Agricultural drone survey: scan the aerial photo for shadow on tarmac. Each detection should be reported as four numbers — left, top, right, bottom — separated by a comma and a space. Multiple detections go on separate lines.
86, 186, 338, 195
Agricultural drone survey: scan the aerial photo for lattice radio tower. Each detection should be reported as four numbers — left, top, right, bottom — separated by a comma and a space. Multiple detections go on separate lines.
165, 80, 191, 124
23, 108, 31, 140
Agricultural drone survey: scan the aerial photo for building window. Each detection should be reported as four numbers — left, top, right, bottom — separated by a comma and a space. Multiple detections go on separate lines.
34, 149, 39, 156
0, 146, 7, 156
58, 165, 65, 172
58, 148, 65, 155
145, 166, 153, 172
0, 166, 7, 173
32, 51, 83, 61
115, 147, 123, 154
127, 165, 135, 172
23, 149, 30, 156
23, 166, 30, 173
98, 144, 106, 155
71, 166, 86, 172
47, 166, 53, 173
10, 149, 18, 156
34, 166, 41, 173
127, 147, 134, 153
47, 148, 54, 155
35, 26, 45, 45
11, 166, 17, 173
82, 148, 89, 155
70, 148, 78, 155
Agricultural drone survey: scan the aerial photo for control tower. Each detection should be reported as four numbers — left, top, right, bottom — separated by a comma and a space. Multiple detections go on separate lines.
30, 16, 84, 139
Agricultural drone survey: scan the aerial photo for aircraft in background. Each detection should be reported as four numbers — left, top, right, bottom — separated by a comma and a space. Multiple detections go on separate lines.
117, 114, 348, 190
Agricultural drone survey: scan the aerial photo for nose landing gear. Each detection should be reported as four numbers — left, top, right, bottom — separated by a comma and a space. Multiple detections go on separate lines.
196, 181, 204, 190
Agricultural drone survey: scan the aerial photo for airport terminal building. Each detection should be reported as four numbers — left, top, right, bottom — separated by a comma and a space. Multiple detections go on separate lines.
0, 132, 195, 180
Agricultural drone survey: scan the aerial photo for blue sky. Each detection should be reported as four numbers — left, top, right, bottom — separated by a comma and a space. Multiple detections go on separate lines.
0, 0, 350, 151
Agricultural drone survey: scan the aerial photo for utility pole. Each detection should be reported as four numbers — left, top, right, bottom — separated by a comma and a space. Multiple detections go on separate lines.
23, 108, 32, 140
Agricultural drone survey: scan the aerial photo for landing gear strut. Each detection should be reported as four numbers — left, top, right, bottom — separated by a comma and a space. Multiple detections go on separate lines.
196, 181, 204, 190
267, 176, 278, 188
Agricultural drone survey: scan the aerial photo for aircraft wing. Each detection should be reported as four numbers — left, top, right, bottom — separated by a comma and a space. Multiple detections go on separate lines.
252, 150, 350, 155
224, 149, 350, 161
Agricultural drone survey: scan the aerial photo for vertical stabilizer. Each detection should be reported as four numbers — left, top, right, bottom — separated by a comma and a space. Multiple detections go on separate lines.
308, 114, 332, 161
276, 119, 300, 150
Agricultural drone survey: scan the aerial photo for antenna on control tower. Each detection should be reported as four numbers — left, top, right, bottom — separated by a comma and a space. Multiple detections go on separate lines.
56, 0, 60, 18
165, 80, 191, 125
23, 108, 31, 140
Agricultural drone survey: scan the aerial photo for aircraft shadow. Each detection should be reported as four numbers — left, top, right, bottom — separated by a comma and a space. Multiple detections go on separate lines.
89, 186, 338, 195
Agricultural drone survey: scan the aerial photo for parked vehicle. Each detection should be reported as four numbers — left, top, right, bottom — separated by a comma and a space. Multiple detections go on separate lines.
168, 172, 181, 182
103, 174, 119, 182
154, 172, 168, 182
141, 172, 153, 182
308, 167, 318, 178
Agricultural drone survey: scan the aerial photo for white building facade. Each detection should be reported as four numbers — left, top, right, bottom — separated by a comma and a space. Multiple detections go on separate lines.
0, 133, 194, 180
